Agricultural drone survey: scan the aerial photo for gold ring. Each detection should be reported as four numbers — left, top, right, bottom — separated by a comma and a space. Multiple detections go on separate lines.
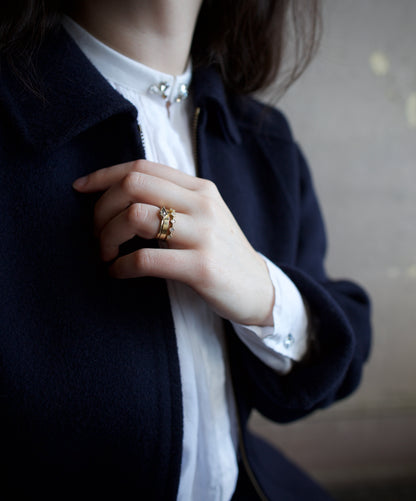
166, 208, 176, 240
156, 207, 176, 241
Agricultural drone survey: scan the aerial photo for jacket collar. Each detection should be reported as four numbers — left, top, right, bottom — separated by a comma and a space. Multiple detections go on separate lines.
0, 26, 137, 153
191, 67, 242, 144
0, 26, 241, 152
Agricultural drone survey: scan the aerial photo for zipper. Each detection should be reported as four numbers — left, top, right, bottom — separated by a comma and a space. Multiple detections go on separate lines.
228, 357, 269, 500
222, 301, 269, 498
137, 122, 146, 158
192, 107, 267, 498
192, 106, 201, 176
236, 416, 269, 501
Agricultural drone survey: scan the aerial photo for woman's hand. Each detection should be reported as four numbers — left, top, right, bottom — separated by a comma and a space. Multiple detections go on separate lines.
73, 159, 274, 326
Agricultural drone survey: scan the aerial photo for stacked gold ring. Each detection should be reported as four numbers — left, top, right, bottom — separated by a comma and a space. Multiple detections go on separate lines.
156, 207, 176, 241
167, 209, 176, 239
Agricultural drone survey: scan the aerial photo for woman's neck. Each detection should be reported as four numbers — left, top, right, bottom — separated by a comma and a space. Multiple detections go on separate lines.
69, 0, 203, 75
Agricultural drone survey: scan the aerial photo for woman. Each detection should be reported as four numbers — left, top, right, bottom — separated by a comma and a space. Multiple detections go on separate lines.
0, 1, 371, 499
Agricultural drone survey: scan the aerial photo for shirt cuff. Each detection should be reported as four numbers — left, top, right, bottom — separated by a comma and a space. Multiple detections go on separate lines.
230, 254, 310, 373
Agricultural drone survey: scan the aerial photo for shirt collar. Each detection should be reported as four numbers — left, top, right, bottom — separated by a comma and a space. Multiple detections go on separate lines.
0, 24, 241, 152
62, 16, 192, 106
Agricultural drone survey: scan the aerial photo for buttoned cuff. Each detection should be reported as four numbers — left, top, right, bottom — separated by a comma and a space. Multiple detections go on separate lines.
231, 254, 310, 373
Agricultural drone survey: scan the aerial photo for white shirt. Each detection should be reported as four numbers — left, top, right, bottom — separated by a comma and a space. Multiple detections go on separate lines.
64, 18, 310, 501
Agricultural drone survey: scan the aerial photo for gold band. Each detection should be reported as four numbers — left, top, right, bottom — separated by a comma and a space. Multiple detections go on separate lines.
156, 207, 176, 241
166, 208, 176, 240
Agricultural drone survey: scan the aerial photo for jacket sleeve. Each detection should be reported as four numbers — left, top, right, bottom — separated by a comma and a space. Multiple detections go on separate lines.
228, 144, 372, 423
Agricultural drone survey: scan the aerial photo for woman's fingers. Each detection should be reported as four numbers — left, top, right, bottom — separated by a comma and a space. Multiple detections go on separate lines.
109, 248, 198, 281
100, 203, 195, 261
73, 158, 275, 325
93, 170, 195, 234
73, 159, 201, 193
128, 159, 201, 190
109, 244, 274, 327
99, 203, 158, 261
73, 159, 212, 261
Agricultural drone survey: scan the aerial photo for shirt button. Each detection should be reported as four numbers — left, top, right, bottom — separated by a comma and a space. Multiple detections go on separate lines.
283, 333, 294, 349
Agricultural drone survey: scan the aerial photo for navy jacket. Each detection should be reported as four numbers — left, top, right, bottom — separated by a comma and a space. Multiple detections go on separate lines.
0, 27, 371, 499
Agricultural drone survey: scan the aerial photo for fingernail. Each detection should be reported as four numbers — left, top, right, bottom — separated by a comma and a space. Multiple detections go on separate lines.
72, 176, 88, 189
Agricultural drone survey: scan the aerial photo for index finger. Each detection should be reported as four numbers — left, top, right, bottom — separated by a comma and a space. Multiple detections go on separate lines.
72, 159, 201, 192
72, 160, 141, 192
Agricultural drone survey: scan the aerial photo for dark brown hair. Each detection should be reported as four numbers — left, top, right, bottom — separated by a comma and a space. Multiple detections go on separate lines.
193, 0, 322, 95
0, 0, 321, 96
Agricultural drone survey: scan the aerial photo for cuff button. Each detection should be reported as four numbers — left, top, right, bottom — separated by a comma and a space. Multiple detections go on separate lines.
283, 333, 295, 349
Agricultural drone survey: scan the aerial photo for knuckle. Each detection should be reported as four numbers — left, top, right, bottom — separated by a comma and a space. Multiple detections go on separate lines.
121, 171, 142, 194
196, 180, 220, 217
126, 203, 142, 224
126, 203, 155, 238
134, 249, 153, 271
200, 179, 218, 196
198, 194, 217, 219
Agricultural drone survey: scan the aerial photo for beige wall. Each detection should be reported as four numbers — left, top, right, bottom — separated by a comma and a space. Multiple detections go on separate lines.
251, 0, 416, 487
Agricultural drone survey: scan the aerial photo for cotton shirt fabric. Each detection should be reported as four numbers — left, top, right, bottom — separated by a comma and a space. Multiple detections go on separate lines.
64, 18, 310, 501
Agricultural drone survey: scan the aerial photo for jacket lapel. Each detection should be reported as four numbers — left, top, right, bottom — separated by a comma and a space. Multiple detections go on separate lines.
0, 26, 137, 153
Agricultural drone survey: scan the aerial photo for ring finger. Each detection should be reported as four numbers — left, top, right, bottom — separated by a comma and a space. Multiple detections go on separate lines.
99, 203, 195, 261
94, 171, 195, 235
